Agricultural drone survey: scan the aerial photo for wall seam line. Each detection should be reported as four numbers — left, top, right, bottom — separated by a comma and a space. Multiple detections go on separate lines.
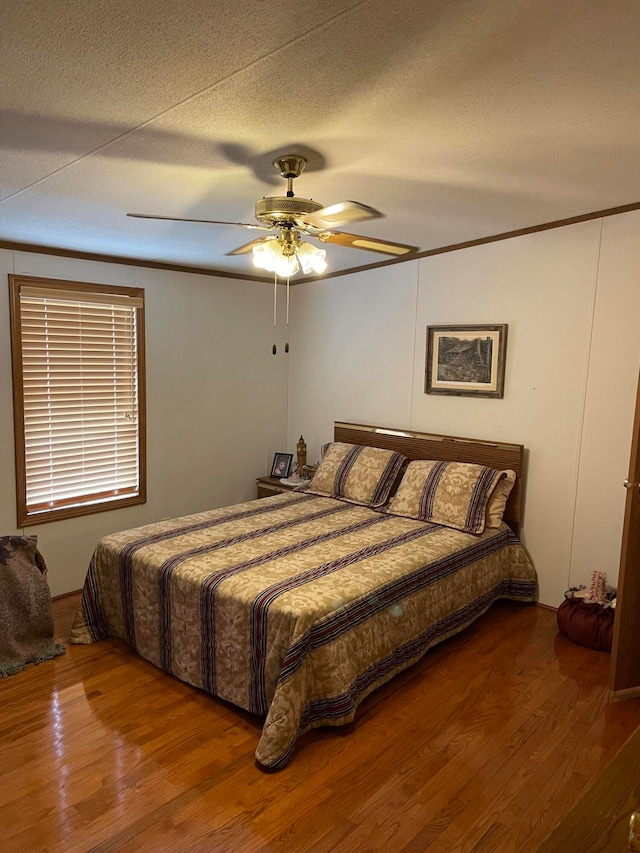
408, 259, 421, 430
566, 217, 603, 590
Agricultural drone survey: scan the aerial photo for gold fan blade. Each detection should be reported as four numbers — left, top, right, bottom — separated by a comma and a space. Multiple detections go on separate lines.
226, 236, 273, 256
314, 230, 418, 256
127, 213, 268, 230
300, 200, 382, 229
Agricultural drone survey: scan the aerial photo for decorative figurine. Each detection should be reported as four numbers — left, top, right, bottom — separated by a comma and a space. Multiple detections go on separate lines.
297, 435, 307, 471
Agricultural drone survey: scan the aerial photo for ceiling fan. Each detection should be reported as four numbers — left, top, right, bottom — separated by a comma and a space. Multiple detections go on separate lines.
128, 155, 419, 277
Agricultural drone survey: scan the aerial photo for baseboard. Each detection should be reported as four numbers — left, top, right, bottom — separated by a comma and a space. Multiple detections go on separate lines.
611, 686, 640, 702
52, 589, 82, 601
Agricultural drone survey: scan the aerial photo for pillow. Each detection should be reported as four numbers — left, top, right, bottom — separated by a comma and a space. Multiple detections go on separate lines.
307, 442, 407, 508
485, 469, 516, 528
386, 460, 509, 534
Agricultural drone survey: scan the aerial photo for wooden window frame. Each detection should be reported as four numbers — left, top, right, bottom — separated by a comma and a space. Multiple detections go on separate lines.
9, 275, 147, 526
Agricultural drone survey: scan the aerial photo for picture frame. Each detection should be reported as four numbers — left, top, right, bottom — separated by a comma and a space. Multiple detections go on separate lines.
270, 452, 293, 478
425, 324, 508, 398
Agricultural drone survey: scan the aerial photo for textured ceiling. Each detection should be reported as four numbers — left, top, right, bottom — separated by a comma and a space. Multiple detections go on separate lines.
1, 0, 639, 278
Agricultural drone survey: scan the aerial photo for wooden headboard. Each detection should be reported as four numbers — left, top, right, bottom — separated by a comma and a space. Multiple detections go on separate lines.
334, 421, 525, 531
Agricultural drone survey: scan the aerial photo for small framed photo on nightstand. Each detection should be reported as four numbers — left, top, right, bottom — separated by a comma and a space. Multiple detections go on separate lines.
270, 453, 293, 479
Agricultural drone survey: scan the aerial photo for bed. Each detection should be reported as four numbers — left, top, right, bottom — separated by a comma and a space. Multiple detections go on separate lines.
70, 422, 537, 768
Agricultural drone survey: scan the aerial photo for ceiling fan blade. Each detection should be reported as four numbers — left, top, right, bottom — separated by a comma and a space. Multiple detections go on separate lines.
127, 213, 268, 230
300, 200, 383, 229
226, 236, 272, 256
314, 230, 419, 256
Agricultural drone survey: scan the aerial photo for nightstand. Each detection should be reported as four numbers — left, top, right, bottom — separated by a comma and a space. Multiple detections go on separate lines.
256, 476, 298, 499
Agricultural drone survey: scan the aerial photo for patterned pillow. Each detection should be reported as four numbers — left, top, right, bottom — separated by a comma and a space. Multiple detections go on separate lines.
485, 469, 516, 527
307, 442, 407, 508
387, 460, 509, 534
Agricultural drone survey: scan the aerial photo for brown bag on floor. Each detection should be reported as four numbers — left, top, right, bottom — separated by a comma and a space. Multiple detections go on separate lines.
0, 536, 65, 677
556, 597, 615, 652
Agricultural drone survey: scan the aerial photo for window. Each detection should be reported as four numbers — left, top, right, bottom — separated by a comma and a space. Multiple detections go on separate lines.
9, 275, 146, 526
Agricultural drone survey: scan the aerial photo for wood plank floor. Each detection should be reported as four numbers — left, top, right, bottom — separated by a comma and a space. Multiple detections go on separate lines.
537, 722, 640, 851
2, 596, 640, 852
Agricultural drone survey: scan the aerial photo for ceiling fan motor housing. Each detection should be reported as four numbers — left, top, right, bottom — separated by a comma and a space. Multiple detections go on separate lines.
255, 196, 324, 227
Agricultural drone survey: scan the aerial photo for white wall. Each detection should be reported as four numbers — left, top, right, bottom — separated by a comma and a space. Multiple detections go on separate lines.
3, 211, 638, 603
285, 262, 419, 450
570, 213, 640, 593
0, 250, 289, 595
288, 211, 640, 607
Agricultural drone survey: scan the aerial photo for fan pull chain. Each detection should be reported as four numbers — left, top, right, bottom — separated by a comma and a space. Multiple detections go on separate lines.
272, 271, 277, 354
285, 275, 290, 353
286, 275, 290, 326
271, 272, 291, 354
273, 271, 277, 327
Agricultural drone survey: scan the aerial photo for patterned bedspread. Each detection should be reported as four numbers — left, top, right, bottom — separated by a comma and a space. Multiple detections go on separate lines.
70, 491, 537, 768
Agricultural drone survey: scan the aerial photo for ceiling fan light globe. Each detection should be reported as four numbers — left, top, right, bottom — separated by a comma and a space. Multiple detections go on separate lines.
274, 253, 299, 277
256, 256, 276, 272
252, 239, 281, 272
252, 245, 270, 271
310, 250, 327, 274
295, 242, 327, 275
296, 243, 314, 275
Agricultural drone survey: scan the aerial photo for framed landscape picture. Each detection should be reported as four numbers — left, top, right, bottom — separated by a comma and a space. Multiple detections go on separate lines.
425, 324, 508, 398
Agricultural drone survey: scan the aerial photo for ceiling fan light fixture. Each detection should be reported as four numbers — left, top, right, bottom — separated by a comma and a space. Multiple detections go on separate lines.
252, 238, 300, 276
252, 232, 327, 277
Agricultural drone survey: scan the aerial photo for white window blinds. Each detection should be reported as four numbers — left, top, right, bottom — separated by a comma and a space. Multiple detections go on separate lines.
10, 277, 146, 525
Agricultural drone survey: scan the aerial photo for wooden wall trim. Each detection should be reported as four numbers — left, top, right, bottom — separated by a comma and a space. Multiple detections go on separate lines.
0, 239, 271, 282
610, 685, 640, 702
296, 200, 640, 282
535, 602, 558, 613
1, 200, 639, 284
52, 589, 83, 602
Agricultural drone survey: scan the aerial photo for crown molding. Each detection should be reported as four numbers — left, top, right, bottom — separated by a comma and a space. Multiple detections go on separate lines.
0, 239, 272, 282
295, 200, 640, 283
2, 200, 639, 285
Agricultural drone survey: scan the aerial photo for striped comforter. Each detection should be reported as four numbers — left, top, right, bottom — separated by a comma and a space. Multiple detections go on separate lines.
70, 491, 536, 768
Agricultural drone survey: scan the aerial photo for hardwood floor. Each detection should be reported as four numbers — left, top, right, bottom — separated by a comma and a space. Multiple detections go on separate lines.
537, 723, 640, 851
2, 596, 640, 852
